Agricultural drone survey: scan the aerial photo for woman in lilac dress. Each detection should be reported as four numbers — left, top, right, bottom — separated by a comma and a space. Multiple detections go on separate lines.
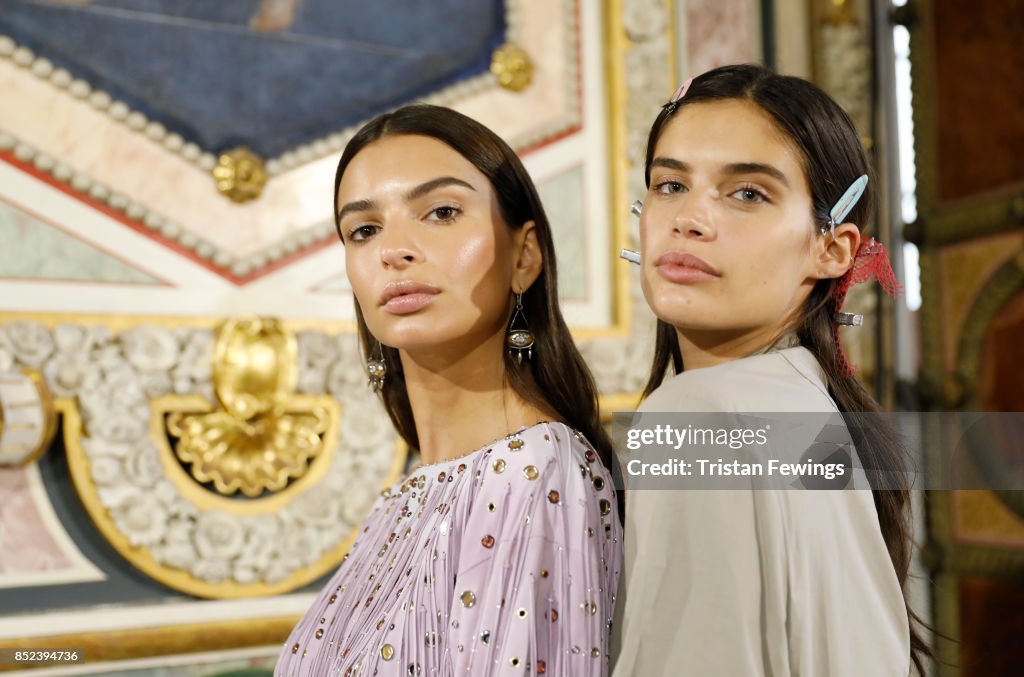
275, 105, 622, 677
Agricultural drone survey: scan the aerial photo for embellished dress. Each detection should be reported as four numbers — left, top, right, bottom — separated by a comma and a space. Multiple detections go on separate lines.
276, 421, 622, 677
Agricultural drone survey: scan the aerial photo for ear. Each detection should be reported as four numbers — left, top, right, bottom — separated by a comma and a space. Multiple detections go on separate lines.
812, 222, 861, 280
510, 220, 544, 293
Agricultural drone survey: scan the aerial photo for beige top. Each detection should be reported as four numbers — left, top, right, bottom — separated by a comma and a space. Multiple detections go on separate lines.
611, 346, 910, 677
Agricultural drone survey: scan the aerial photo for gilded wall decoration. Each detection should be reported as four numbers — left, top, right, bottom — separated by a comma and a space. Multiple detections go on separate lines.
213, 148, 269, 204
491, 43, 534, 92
0, 367, 56, 467
0, 318, 404, 598
165, 319, 330, 497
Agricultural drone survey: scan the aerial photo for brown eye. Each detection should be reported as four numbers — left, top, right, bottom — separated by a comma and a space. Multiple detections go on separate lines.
428, 205, 461, 222
654, 180, 685, 194
349, 224, 380, 242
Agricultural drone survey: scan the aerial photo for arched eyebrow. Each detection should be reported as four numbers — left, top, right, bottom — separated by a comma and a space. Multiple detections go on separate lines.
650, 157, 790, 188
722, 162, 790, 188
650, 157, 688, 172
336, 198, 377, 223
403, 176, 476, 202
336, 177, 476, 222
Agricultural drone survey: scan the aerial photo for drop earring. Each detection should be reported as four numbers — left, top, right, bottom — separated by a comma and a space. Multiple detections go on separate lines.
366, 340, 386, 391
505, 292, 534, 364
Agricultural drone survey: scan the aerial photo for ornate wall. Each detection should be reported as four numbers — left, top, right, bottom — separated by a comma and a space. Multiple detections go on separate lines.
0, 0, 766, 672
904, 0, 1024, 674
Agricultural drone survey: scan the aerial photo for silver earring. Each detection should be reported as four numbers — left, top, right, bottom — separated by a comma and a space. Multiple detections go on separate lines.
366, 341, 386, 391
505, 292, 534, 364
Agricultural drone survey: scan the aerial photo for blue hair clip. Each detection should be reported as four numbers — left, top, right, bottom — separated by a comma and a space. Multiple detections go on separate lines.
823, 174, 868, 237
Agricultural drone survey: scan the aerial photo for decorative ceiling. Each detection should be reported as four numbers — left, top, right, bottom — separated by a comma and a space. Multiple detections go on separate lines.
0, 0, 600, 322
0, 0, 505, 159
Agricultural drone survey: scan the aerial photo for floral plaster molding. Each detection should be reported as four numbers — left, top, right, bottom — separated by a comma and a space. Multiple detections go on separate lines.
0, 319, 403, 597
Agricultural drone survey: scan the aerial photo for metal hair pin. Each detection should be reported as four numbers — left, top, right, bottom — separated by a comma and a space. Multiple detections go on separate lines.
620, 199, 644, 265
620, 248, 641, 264
834, 312, 863, 326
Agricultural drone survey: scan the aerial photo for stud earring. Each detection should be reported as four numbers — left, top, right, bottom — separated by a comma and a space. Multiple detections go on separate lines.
366, 341, 386, 391
505, 292, 534, 364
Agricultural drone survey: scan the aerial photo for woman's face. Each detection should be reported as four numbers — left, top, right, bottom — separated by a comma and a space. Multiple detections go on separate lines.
337, 134, 527, 354
639, 99, 821, 337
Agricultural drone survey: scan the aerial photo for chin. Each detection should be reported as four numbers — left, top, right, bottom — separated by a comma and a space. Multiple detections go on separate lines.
374, 324, 464, 353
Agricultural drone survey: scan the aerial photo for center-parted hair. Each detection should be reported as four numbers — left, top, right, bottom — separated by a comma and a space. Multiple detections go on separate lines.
641, 64, 930, 672
333, 104, 615, 486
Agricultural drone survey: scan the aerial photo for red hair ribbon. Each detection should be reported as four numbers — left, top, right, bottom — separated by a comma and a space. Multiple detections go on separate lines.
831, 237, 902, 378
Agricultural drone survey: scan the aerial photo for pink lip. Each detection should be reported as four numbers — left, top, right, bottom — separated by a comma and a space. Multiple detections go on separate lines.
379, 280, 441, 315
654, 251, 721, 284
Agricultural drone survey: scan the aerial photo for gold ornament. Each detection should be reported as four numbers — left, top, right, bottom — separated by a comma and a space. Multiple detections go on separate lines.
825, 0, 856, 25
167, 318, 327, 497
0, 368, 57, 467
212, 147, 268, 203
490, 43, 534, 92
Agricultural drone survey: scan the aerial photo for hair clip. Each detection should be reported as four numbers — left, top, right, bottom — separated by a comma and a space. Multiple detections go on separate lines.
671, 78, 693, 103
834, 312, 863, 326
822, 174, 868, 237
622, 201, 643, 264
662, 77, 693, 113
620, 248, 641, 265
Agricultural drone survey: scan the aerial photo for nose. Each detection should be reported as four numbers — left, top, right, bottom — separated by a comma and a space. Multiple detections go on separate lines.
378, 224, 421, 269
671, 196, 716, 240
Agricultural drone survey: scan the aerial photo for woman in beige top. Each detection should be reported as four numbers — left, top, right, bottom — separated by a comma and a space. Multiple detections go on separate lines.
611, 65, 929, 675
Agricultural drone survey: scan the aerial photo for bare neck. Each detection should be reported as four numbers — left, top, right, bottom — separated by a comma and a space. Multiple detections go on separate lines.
400, 330, 553, 467
674, 325, 796, 371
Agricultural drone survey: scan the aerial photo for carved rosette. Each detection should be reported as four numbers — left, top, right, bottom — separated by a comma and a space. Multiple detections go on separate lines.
212, 147, 269, 203
491, 43, 534, 92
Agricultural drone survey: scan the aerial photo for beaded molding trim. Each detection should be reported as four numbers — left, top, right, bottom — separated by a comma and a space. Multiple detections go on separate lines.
0, 131, 336, 281
0, 0, 579, 182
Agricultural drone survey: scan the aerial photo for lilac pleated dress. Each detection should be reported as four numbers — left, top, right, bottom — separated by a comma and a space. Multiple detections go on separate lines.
275, 421, 622, 677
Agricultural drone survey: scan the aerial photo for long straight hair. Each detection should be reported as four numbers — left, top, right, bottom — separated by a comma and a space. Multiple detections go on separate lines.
333, 104, 614, 480
640, 64, 930, 672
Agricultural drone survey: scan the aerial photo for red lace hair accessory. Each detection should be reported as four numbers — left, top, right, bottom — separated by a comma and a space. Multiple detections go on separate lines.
831, 237, 903, 378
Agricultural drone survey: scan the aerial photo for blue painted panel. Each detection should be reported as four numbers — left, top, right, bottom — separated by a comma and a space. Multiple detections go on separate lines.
0, 0, 505, 158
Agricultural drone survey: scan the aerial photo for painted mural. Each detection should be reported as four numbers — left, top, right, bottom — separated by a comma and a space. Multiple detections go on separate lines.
0, 0, 505, 158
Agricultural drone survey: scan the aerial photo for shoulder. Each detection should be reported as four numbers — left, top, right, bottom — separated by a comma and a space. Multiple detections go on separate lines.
474, 421, 616, 515
484, 421, 608, 484
639, 347, 838, 414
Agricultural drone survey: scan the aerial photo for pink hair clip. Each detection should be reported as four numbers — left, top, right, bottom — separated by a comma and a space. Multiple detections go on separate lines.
670, 78, 693, 104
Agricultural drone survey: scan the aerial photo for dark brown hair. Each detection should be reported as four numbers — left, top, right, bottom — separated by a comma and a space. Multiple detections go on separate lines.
641, 64, 930, 672
333, 104, 615, 480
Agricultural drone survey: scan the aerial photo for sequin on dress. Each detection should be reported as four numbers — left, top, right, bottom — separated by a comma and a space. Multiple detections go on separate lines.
276, 421, 622, 676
